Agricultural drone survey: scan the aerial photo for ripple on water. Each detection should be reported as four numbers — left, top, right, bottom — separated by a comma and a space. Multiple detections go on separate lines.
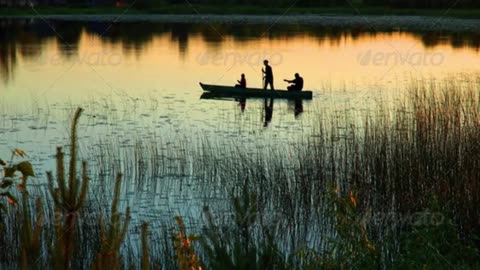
28, 126, 48, 130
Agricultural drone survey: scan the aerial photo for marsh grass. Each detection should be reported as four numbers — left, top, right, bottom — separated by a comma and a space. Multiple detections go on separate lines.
90, 78, 480, 262
1, 77, 480, 268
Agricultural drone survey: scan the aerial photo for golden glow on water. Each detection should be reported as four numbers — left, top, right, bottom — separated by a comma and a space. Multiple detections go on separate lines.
6, 30, 480, 103
2, 24, 480, 187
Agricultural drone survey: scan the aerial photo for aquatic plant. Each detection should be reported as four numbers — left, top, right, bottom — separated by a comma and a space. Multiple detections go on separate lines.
47, 107, 89, 270
173, 216, 202, 270
0, 149, 43, 269
91, 173, 131, 270
141, 222, 151, 270
200, 180, 288, 270
18, 196, 43, 270
318, 187, 379, 269
392, 198, 480, 269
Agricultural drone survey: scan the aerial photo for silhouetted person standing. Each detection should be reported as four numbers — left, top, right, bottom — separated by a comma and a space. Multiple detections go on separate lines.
262, 60, 274, 90
285, 73, 304, 92
235, 73, 246, 88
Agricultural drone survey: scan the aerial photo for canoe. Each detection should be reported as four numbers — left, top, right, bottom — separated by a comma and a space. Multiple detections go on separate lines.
199, 83, 313, 99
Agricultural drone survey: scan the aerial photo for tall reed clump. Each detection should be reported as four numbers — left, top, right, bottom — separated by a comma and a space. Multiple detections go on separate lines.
18, 177, 43, 270
406, 81, 480, 234
47, 107, 89, 270
18, 197, 43, 270
91, 173, 130, 270
200, 180, 288, 270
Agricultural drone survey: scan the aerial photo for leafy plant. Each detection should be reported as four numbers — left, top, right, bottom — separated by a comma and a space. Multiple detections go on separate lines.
0, 149, 35, 212
0, 149, 42, 269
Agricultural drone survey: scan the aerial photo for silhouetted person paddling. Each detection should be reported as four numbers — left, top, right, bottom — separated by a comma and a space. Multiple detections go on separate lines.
235, 73, 246, 88
262, 60, 274, 90
284, 73, 304, 92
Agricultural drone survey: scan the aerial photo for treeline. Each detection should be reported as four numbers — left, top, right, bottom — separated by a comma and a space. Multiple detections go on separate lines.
158, 0, 480, 8
164, 0, 346, 7
162, 0, 480, 8
363, 0, 480, 8
3, 0, 480, 8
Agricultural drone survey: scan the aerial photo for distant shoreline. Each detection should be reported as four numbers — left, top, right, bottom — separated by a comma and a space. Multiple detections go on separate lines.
2, 14, 480, 34
2, 5, 480, 18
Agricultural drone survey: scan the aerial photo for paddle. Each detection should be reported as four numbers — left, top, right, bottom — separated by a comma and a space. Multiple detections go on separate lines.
261, 68, 265, 90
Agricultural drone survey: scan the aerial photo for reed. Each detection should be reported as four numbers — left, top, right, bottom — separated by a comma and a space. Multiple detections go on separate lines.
47, 107, 89, 270
141, 222, 151, 270
91, 173, 131, 270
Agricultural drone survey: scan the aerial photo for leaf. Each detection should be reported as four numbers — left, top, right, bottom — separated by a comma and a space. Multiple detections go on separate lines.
0, 159, 6, 166
13, 149, 28, 158
16, 161, 35, 177
4, 167, 16, 178
0, 179, 13, 189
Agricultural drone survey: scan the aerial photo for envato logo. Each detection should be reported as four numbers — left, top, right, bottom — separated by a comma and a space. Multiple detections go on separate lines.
26, 50, 123, 71
357, 50, 445, 67
196, 50, 283, 68
359, 210, 448, 227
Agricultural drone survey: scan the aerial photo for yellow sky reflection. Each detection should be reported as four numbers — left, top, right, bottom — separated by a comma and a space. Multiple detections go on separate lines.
8, 30, 480, 102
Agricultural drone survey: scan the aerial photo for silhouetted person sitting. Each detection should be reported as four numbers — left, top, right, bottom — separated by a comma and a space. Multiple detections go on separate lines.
235, 73, 246, 88
262, 60, 274, 90
285, 73, 304, 92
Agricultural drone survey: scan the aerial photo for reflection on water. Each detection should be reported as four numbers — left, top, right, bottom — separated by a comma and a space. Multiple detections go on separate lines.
289, 99, 304, 118
200, 93, 304, 126
264, 98, 274, 127
1, 18, 480, 85
238, 97, 246, 112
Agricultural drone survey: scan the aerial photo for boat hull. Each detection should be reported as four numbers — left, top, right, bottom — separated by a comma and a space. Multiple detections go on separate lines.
199, 83, 313, 99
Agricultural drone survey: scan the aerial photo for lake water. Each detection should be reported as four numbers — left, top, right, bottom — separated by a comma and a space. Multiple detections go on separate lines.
1, 18, 480, 233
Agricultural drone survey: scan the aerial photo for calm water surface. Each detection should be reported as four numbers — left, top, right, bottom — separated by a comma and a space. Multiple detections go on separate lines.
1, 19, 480, 230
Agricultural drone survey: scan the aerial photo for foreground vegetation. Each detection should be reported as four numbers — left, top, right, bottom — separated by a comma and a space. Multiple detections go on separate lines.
1, 78, 480, 269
